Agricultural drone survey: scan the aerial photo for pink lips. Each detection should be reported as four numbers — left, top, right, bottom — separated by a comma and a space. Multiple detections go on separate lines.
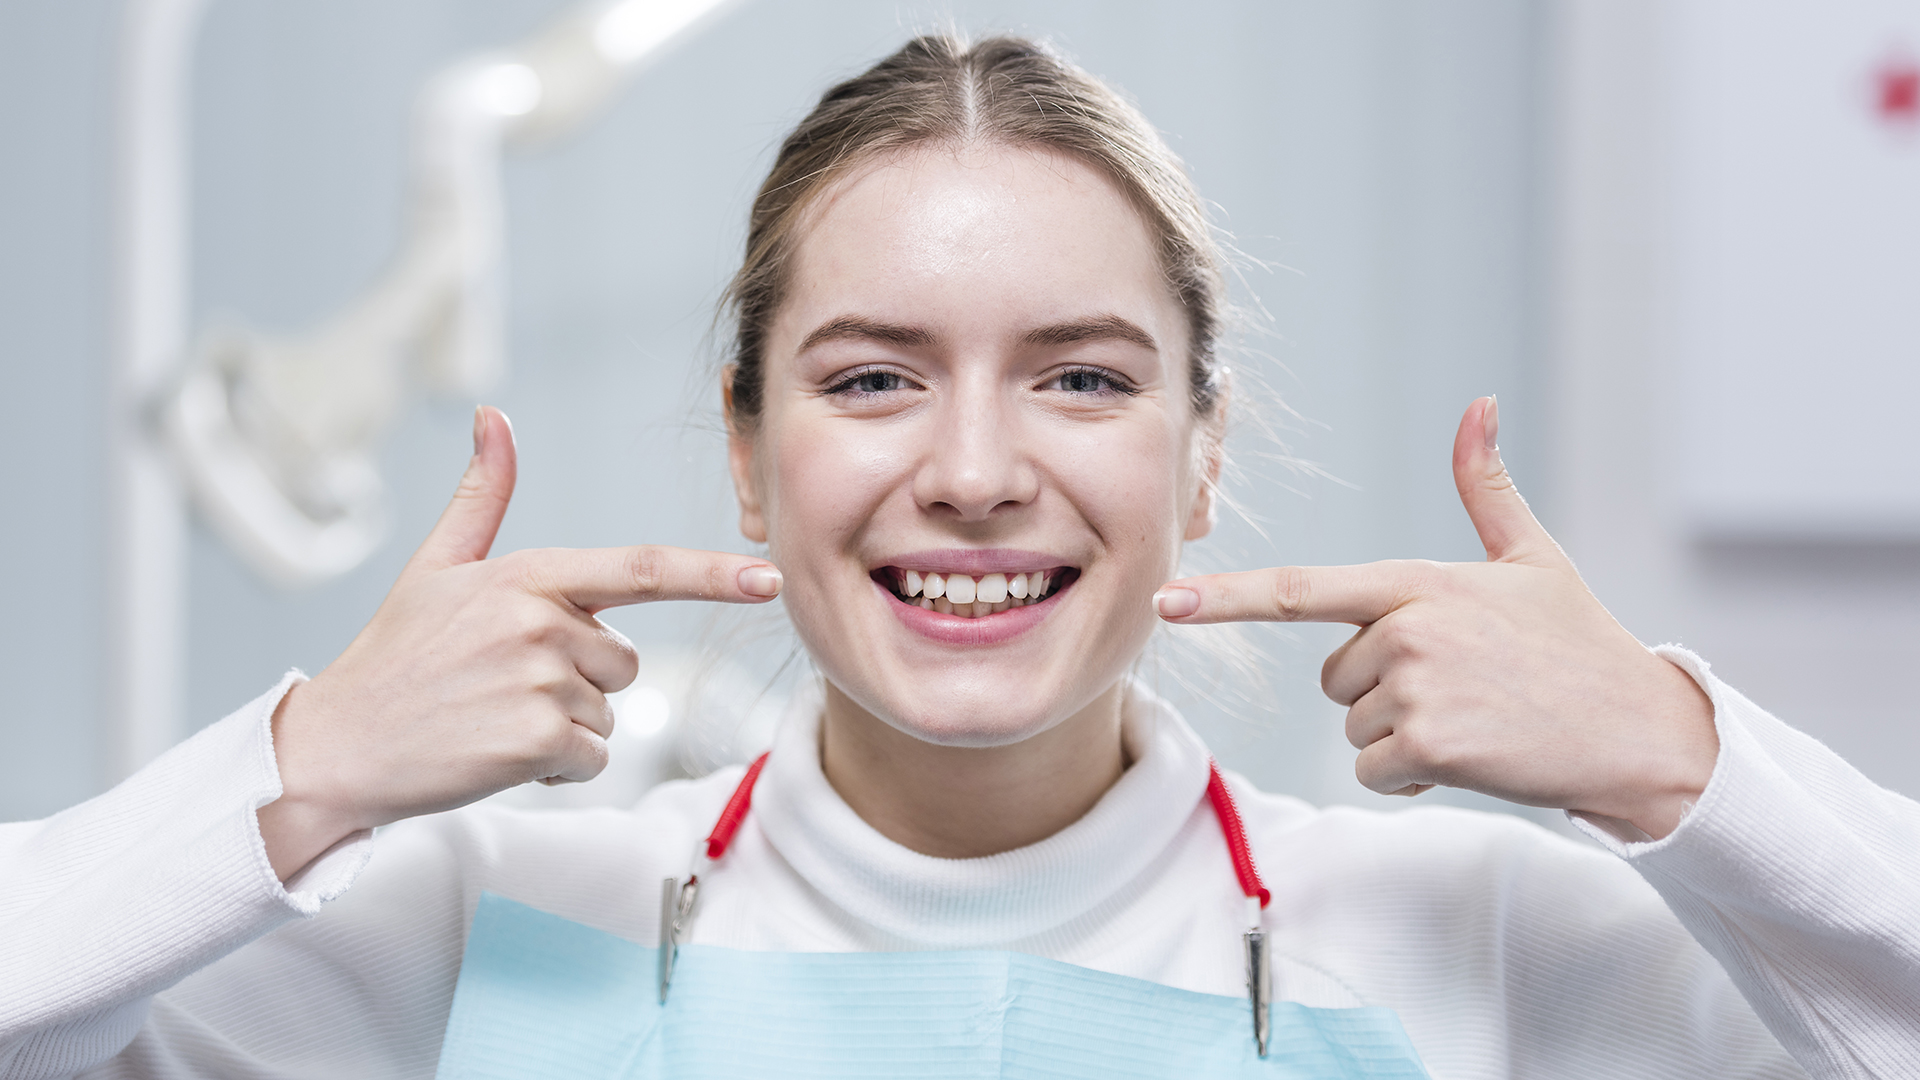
878, 578, 1061, 645
870, 549, 1078, 646
878, 548, 1066, 576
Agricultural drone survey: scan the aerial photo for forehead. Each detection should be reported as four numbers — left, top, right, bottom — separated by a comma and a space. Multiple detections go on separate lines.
776, 143, 1181, 348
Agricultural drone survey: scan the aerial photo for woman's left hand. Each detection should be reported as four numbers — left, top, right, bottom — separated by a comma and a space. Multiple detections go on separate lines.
1154, 397, 1717, 840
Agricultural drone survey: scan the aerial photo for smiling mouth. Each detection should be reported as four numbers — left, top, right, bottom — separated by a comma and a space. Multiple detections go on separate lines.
873, 566, 1079, 618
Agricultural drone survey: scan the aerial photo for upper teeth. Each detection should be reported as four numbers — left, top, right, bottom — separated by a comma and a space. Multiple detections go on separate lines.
897, 570, 1057, 617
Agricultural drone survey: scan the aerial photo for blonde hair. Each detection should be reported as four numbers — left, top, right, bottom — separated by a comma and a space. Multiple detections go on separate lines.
722, 33, 1227, 432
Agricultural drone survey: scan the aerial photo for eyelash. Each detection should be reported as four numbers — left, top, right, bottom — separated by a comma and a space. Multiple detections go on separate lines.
1047, 366, 1139, 397
822, 365, 1140, 399
824, 367, 911, 398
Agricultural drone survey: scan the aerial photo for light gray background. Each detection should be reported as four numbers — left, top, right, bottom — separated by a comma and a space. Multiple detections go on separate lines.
4, 0, 1910, 828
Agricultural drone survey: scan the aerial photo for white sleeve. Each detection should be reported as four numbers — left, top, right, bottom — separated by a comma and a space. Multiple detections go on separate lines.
0, 674, 374, 1080
1570, 646, 1920, 1079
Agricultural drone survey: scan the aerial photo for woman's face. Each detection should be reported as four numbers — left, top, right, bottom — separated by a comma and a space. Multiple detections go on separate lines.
731, 143, 1216, 747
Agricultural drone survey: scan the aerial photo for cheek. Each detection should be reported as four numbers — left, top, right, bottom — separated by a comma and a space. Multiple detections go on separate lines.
1062, 422, 1194, 569
760, 422, 909, 567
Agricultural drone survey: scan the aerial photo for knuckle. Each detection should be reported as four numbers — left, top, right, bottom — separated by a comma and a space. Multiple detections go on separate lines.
1343, 710, 1370, 750
514, 603, 567, 648
526, 656, 575, 696
1395, 559, 1446, 594
624, 547, 667, 598
573, 730, 611, 778
1373, 615, 1423, 659
493, 548, 540, 587
542, 710, 581, 754
601, 628, 641, 688
1319, 665, 1344, 703
1392, 717, 1457, 774
500, 548, 574, 602
1353, 747, 1393, 795
1394, 719, 1431, 762
1322, 665, 1362, 708
1269, 566, 1315, 621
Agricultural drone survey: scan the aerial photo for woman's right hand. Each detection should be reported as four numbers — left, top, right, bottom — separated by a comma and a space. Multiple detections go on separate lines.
256, 406, 783, 881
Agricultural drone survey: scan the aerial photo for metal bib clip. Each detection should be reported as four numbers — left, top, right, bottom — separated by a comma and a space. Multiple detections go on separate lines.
659, 873, 700, 1003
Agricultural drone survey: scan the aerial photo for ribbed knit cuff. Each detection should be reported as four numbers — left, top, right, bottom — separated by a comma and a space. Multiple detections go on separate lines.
1565, 646, 1920, 1078
0, 673, 378, 1076
1565, 645, 1725, 859
253, 670, 374, 913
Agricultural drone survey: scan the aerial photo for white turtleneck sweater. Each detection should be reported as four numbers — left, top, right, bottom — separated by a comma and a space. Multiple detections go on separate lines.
1, 647, 1916, 1079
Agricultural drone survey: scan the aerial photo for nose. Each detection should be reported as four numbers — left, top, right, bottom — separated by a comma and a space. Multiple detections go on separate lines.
912, 381, 1039, 522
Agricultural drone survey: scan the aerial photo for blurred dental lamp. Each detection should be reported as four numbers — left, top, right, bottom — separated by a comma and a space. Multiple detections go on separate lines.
161, 0, 734, 586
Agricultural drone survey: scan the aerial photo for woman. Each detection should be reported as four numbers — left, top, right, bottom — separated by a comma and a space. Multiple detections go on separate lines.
3, 35, 1916, 1079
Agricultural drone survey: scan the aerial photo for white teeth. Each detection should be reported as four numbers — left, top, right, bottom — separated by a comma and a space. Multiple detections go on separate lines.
893, 567, 1065, 617
946, 574, 976, 605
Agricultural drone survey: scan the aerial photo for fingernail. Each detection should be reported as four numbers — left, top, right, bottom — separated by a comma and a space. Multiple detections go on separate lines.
1154, 586, 1200, 619
1482, 395, 1500, 452
738, 564, 783, 597
472, 405, 487, 455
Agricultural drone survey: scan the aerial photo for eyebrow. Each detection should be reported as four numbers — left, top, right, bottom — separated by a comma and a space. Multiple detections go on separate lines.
798, 313, 1159, 354
1023, 315, 1158, 352
798, 316, 935, 353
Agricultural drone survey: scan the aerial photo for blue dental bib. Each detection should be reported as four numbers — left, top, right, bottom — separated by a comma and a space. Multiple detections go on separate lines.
434, 892, 1430, 1079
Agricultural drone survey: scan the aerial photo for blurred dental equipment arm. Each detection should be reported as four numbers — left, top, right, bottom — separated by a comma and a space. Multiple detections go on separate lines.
0, 676, 373, 1080
158, 0, 733, 587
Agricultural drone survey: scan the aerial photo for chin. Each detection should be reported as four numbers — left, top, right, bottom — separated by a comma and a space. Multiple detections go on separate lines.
815, 647, 1120, 750
869, 687, 1065, 748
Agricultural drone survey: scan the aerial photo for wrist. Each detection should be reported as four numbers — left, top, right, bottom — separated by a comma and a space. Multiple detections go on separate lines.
258, 682, 369, 882
1579, 654, 1718, 841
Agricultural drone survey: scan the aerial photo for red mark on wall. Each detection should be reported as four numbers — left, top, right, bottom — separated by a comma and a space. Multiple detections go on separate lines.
1877, 55, 1920, 125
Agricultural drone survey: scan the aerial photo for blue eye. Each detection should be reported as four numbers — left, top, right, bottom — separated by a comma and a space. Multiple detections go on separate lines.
828, 369, 906, 396
1049, 368, 1138, 396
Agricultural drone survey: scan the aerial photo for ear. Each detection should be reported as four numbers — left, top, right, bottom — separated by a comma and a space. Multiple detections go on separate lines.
723, 369, 768, 543
1183, 428, 1224, 542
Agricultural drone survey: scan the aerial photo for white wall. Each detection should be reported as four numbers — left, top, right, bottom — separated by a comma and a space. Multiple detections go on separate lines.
1549, 0, 1920, 802
0, 0, 118, 819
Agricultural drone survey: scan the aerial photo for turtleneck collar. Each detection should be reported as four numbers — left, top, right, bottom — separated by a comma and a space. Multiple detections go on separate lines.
752, 680, 1212, 948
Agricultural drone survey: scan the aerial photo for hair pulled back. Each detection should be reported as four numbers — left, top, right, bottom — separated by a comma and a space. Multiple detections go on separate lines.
723, 34, 1227, 432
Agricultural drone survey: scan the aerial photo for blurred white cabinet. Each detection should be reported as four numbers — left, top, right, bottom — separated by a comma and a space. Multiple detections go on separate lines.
1669, 0, 1920, 538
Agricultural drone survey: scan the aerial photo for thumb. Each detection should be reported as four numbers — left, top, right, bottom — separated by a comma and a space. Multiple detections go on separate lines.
410, 405, 517, 574
1452, 397, 1561, 566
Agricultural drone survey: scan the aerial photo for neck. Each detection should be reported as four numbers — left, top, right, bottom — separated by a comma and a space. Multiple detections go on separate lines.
818, 681, 1128, 859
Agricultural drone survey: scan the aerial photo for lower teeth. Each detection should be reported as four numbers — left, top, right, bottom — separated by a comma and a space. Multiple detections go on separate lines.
908, 592, 1045, 618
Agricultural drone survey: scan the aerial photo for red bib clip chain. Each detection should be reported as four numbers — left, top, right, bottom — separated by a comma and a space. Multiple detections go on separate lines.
1207, 758, 1273, 1055
657, 752, 768, 1002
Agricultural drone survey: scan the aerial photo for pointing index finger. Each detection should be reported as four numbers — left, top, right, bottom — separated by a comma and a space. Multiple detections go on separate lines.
1154, 563, 1419, 626
517, 545, 783, 613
